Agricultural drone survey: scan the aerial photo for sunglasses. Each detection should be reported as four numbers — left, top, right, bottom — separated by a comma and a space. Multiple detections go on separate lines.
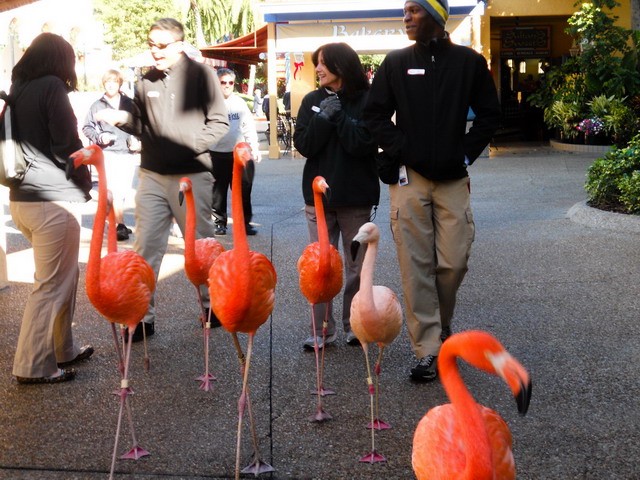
220, 80, 234, 86
147, 39, 178, 50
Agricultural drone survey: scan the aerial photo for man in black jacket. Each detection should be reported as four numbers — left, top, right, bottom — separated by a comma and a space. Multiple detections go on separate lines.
97, 18, 229, 341
364, 0, 500, 382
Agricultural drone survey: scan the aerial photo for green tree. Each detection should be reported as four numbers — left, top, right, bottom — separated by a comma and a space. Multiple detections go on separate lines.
94, 0, 181, 60
566, 0, 640, 98
95, 0, 259, 59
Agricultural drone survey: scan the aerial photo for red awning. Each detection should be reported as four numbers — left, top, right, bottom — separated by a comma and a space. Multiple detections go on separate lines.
200, 25, 267, 65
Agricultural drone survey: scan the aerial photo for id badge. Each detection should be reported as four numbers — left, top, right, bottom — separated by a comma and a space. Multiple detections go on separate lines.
399, 165, 408, 186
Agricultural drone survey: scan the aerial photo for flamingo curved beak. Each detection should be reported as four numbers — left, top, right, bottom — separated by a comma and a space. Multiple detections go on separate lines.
350, 239, 361, 261
488, 350, 532, 416
516, 378, 532, 416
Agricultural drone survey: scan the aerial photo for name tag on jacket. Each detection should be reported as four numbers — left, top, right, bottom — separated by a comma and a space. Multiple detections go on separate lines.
407, 69, 426, 75
147, 91, 160, 98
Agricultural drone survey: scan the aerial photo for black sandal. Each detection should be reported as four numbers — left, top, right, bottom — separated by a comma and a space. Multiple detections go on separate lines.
16, 368, 76, 385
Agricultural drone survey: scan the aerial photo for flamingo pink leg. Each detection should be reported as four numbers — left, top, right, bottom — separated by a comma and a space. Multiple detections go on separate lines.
367, 346, 391, 430
358, 343, 386, 464
231, 333, 274, 479
196, 301, 216, 391
309, 307, 333, 422
109, 326, 149, 480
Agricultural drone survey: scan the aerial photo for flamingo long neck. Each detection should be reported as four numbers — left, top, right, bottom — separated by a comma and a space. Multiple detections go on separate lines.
87, 159, 107, 297
106, 203, 117, 254
231, 159, 250, 270
183, 187, 196, 266
358, 238, 377, 312
439, 346, 494, 480
314, 189, 330, 273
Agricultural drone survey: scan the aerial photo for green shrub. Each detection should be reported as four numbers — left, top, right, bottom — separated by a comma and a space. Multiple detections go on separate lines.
544, 100, 582, 140
618, 170, 640, 213
586, 134, 640, 212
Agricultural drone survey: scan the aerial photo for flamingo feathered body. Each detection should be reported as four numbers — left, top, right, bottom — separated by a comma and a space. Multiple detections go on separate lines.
208, 142, 276, 479
412, 330, 532, 480
349, 222, 402, 463
297, 176, 343, 421
70, 145, 155, 478
77, 145, 155, 330
179, 177, 225, 391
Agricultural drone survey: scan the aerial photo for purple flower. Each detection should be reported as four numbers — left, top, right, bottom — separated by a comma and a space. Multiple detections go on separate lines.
576, 117, 605, 135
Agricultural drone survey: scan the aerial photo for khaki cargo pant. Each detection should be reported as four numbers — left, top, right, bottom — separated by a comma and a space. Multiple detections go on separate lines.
389, 168, 475, 358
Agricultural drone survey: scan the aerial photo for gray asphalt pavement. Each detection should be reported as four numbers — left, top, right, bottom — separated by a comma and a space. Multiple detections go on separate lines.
1, 142, 638, 479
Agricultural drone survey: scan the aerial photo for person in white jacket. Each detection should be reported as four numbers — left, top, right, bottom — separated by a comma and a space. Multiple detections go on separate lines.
209, 68, 261, 235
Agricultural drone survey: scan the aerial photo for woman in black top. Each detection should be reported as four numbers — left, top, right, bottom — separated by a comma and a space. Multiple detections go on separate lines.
293, 42, 380, 349
9, 33, 93, 384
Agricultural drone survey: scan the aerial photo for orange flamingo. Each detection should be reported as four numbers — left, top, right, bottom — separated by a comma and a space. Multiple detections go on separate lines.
69, 145, 155, 478
208, 142, 276, 480
412, 330, 532, 480
178, 177, 225, 391
297, 176, 343, 421
349, 222, 402, 463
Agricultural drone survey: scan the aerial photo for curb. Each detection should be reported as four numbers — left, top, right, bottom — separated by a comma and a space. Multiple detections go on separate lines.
550, 139, 613, 154
568, 200, 640, 234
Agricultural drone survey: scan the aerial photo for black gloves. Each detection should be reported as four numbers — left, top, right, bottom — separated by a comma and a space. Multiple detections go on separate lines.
318, 95, 341, 121
376, 151, 400, 185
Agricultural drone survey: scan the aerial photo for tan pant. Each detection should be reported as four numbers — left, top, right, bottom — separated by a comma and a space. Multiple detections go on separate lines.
134, 168, 215, 324
10, 201, 82, 377
390, 169, 475, 358
304, 204, 372, 336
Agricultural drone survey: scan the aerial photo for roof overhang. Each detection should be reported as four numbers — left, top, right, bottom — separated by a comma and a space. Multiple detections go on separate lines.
201, 25, 268, 65
0, 0, 40, 12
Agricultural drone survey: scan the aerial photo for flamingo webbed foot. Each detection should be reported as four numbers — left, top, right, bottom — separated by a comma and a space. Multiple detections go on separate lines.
359, 450, 386, 464
198, 377, 215, 392
120, 445, 150, 460
310, 387, 335, 396
367, 418, 392, 430
241, 455, 275, 476
310, 408, 333, 422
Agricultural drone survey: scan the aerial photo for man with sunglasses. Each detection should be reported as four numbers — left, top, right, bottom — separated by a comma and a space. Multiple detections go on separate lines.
97, 18, 229, 341
364, 0, 500, 382
209, 68, 261, 236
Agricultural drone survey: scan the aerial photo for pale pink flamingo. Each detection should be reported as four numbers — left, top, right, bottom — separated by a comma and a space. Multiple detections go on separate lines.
349, 222, 402, 463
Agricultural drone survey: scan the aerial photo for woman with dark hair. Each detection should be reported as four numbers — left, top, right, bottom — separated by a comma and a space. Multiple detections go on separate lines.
293, 42, 380, 349
8, 33, 94, 384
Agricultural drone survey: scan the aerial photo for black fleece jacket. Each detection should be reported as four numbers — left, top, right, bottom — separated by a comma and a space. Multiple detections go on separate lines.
119, 54, 229, 174
364, 37, 500, 182
294, 88, 379, 208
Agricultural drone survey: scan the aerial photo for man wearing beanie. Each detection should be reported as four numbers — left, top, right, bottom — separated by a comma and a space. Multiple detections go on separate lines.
364, 1, 500, 382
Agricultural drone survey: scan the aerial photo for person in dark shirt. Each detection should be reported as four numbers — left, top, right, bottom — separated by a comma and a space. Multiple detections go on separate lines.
97, 18, 229, 341
9, 33, 94, 384
364, 0, 500, 382
293, 42, 379, 349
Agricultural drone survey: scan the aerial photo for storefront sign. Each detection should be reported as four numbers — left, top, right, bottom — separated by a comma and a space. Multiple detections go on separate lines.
276, 21, 411, 52
501, 26, 551, 57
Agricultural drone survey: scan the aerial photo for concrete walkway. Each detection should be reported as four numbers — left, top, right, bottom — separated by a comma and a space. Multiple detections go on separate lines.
1, 143, 638, 479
